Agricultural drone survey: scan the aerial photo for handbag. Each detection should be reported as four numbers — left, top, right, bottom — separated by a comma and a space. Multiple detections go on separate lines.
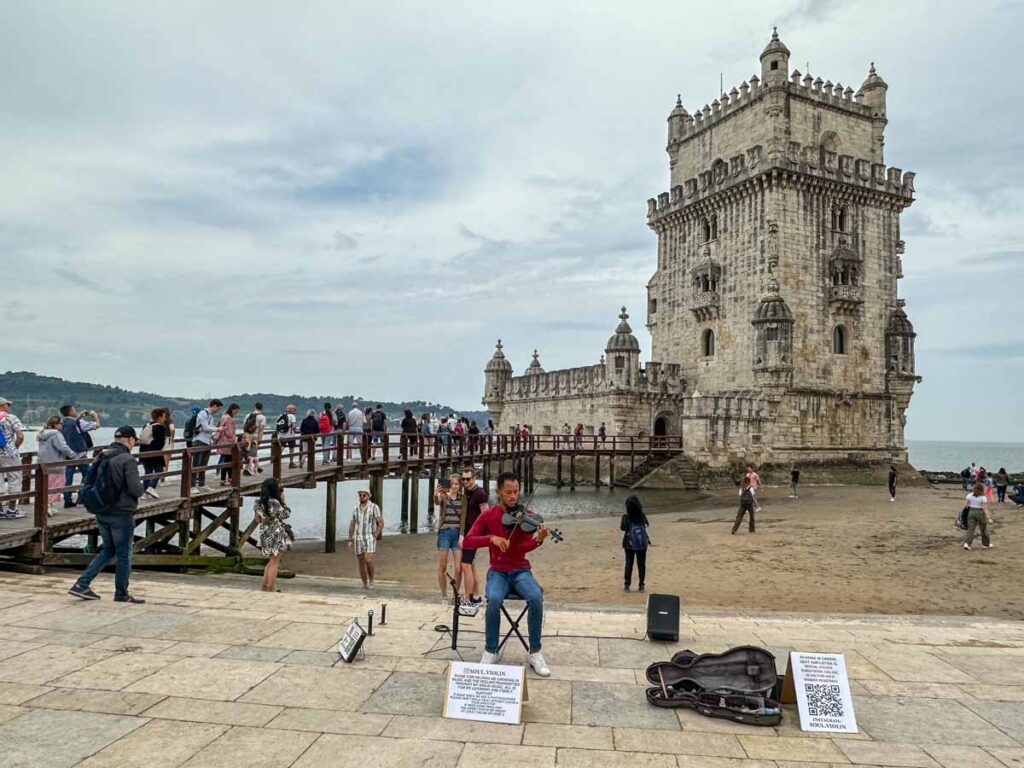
285, 524, 295, 541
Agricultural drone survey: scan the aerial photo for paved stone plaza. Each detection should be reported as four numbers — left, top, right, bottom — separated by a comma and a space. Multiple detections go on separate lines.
0, 572, 1023, 767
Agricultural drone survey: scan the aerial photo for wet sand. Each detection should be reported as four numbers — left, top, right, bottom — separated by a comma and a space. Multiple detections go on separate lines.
283, 483, 1024, 620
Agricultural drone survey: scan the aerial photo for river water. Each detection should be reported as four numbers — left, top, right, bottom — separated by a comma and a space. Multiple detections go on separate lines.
15, 427, 1024, 540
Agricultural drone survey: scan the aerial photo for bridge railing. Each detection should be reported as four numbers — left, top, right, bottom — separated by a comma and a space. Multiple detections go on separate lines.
0, 429, 685, 530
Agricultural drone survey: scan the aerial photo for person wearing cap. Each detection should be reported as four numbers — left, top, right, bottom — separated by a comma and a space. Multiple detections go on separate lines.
68, 426, 145, 604
348, 488, 383, 588
0, 396, 26, 519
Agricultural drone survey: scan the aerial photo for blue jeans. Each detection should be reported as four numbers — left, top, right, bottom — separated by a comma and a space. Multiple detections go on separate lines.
485, 569, 544, 653
73, 513, 134, 599
64, 461, 89, 506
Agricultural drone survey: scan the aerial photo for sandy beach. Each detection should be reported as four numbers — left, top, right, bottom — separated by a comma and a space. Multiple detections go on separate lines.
283, 482, 1024, 620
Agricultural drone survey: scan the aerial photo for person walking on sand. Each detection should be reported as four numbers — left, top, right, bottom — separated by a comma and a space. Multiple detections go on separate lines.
789, 465, 800, 498
963, 482, 994, 551
887, 464, 898, 502
621, 495, 650, 592
348, 489, 383, 588
68, 427, 145, 604
732, 476, 756, 534
213, 403, 240, 485
434, 473, 465, 604
37, 416, 76, 517
745, 466, 763, 512
995, 468, 1010, 503
254, 478, 292, 591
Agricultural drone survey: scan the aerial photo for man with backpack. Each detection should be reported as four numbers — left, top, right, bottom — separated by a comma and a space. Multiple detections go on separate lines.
191, 399, 222, 488
68, 426, 145, 603
733, 476, 756, 534
242, 402, 267, 476
0, 396, 26, 519
275, 405, 298, 468
60, 404, 101, 508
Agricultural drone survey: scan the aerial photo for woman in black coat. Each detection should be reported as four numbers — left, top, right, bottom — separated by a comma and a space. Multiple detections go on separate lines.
620, 495, 650, 592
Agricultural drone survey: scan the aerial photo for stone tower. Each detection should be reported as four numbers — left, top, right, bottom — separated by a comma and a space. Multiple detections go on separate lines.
484, 31, 920, 467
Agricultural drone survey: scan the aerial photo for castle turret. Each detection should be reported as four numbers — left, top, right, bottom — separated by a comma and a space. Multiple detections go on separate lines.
667, 95, 690, 148
525, 350, 545, 376
482, 339, 513, 419
885, 302, 918, 379
858, 62, 888, 161
759, 27, 790, 87
605, 307, 641, 388
751, 280, 795, 398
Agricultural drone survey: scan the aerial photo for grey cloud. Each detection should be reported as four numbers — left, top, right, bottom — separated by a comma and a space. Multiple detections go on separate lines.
52, 264, 104, 293
333, 231, 358, 251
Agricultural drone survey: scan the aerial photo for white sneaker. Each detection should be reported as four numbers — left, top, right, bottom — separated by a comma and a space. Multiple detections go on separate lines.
440, 597, 449, 606
480, 650, 500, 664
963, 543, 971, 550
528, 651, 551, 677
144, 488, 160, 499
47, 504, 56, 517
984, 543, 994, 548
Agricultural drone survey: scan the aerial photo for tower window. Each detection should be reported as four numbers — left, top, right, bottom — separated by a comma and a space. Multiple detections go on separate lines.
833, 325, 847, 355
831, 204, 848, 232
702, 329, 715, 357
700, 217, 711, 243
765, 326, 779, 342
770, 61, 779, 71
615, 356, 625, 371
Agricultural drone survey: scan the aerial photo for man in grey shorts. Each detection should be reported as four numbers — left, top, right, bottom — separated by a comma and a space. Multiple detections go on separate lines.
347, 489, 383, 588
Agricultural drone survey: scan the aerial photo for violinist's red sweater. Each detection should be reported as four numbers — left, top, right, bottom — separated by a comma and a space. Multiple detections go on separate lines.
463, 505, 541, 572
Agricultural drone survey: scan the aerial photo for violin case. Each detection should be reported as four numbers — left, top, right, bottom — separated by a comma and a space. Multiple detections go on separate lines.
644, 645, 782, 726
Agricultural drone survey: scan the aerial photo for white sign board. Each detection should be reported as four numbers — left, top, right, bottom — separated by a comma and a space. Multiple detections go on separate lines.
784, 652, 858, 733
443, 662, 526, 725
337, 621, 366, 663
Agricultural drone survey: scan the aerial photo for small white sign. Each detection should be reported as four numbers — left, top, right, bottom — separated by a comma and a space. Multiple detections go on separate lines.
786, 652, 858, 733
443, 662, 526, 725
337, 620, 366, 664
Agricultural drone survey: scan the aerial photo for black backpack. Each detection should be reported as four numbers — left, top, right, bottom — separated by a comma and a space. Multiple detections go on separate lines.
275, 412, 290, 433
183, 412, 200, 441
740, 487, 754, 506
79, 451, 118, 513
242, 411, 260, 434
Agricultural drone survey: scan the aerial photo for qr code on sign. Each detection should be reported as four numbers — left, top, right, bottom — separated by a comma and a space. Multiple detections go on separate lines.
805, 683, 844, 717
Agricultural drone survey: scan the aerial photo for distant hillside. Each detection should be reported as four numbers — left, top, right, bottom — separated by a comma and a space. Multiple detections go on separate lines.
0, 371, 489, 428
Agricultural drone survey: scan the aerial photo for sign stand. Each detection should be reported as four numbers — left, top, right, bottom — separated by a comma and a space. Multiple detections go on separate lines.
443, 662, 529, 725
781, 652, 858, 733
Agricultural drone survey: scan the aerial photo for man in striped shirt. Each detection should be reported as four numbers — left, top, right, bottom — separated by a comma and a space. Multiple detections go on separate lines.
348, 489, 383, 588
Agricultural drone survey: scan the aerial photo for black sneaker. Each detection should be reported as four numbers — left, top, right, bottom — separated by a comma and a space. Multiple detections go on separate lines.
63, 502, 78, 509
638, 585, 646, 593
68, 585, 100, 600
114, 595, 146, 605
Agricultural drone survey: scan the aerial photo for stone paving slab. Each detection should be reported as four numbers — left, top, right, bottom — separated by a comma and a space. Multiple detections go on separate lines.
0, 572, 1023, 767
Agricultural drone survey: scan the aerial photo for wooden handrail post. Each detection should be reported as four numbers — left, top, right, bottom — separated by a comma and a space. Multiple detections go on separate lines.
271, 433, 282, 480
180, 449, 193, 500
336, 431, 345, 470
20, 454, 32, 501
231, 442, 242, 489
33, 463, 48, 531
305, 436, 315, 474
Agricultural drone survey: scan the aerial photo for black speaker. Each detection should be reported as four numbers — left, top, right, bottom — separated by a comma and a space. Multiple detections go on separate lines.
646, 593, 680, 641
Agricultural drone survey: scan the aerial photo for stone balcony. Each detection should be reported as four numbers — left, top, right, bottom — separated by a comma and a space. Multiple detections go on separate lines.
829, 284, 862, 313
689, 291, 720, 321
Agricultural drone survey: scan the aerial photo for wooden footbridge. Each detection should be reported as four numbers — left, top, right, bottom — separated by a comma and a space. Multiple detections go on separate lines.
0, 431, 684, 573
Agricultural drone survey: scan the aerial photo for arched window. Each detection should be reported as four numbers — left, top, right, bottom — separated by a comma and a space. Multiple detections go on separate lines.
614, 355, 625, 371
833, 325, 847, 355
702, 329, 715, 357
709, 214, 718, 240
700, 217, 711, 243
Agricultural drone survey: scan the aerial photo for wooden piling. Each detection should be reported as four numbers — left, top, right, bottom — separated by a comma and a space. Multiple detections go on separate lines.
556, 454, 563, 489
401, 471, 410, 532
325, 479, 337, 553
569, 453, 576, 491
609, 455, 616, 489
410, 470, 420, 533
594, 453, 601, 490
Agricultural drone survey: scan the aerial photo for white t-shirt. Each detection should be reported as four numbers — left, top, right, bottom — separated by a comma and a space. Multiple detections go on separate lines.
286, 413, 297, 433
965, 494, 987, 509
347, 408, 366, 431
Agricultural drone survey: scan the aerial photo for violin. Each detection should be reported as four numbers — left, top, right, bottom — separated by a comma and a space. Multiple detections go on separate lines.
501, 503, 564, 543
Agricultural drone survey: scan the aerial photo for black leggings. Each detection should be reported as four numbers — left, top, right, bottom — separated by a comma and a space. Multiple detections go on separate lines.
624, 548, 647, 588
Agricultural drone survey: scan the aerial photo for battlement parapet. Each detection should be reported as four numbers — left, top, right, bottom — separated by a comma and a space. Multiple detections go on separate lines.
498, 360, 686, 403
667, 69, 874, 151
648, 143, 915, 223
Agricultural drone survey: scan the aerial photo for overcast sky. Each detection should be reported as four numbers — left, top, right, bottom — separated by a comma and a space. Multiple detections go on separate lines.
2, 1, 1021, 441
